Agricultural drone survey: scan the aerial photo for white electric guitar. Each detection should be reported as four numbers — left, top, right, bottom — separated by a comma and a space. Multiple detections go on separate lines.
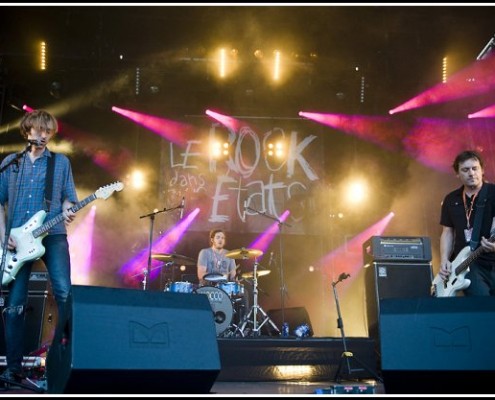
431, 232, 495, 297
1, 181, 124, 286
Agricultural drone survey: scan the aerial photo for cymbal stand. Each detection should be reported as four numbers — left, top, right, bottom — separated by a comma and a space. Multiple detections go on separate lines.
237, 259, 280, 337
245, 204, 291, 326
138, 201, 183, 291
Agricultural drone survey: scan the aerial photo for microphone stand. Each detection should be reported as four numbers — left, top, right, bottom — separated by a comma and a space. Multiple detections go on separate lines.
138, 201, 183, 291
332, 274, 382, 383
245, 205, 291, 326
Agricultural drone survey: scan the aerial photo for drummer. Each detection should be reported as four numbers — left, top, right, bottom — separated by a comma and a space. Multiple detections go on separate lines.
197, 228, 237, 286
197, 229, 250, 327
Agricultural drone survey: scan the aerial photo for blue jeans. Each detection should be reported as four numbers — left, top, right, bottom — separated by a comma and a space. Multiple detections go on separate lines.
464, 261, 495, 296
2, 234, 71, 372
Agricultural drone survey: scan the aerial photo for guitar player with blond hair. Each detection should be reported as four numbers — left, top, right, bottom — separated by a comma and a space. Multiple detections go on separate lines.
0, 110, 78, 389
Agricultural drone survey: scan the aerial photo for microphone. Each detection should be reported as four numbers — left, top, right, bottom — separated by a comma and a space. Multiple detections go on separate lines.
179, 197, 185, 219
339, 272, 350, 282
268, 252, 274, 267
28, 139, 41, 146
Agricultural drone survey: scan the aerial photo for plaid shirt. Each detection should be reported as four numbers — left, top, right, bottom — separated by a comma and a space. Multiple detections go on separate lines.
0, 148, 78, 235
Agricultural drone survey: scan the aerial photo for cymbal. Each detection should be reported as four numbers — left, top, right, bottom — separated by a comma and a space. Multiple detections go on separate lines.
241, 269, 271, 279
225, 247, 263, 259
151, 253, 196, 266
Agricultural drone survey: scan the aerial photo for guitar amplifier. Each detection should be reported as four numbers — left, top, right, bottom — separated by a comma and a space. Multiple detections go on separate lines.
28, 271, 49, 292
363, 236, 432, 264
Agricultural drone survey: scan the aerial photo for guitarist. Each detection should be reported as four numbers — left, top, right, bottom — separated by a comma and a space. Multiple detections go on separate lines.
0, 110, 78, 389
439, 150, 495, 297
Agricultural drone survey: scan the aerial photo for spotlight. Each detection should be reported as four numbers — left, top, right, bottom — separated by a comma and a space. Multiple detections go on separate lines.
254, 49, 263, 59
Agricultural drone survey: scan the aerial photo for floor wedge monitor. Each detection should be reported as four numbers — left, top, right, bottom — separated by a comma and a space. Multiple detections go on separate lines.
46, 285, 220, 394
379, 296, 495, 394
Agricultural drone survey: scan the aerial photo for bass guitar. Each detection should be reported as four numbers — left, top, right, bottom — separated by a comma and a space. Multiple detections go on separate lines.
431, 232, 495, 297
1, 181, 124, 286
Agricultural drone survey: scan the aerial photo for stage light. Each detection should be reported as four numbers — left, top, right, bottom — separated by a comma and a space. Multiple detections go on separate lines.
135, 67, 140, 95
40, 41, 46, 71
344, 179, 368, 205
211, 140, 229, 158
266, 140, 285, 159
128, 169, 146, 190
272, 50, 281, 82
219, 48, 227, 78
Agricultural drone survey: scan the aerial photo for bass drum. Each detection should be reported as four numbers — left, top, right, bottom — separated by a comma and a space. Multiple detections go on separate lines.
196, 286, 233, 336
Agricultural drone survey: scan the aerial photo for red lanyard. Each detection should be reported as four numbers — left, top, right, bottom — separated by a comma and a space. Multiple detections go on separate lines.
462, 190, 478, 229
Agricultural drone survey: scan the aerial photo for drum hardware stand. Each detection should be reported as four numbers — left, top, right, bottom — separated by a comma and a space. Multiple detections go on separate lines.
245, 204, 291, 327
138, 200, 183, 291
236, 259, 280, 337
332, 272, 383, 383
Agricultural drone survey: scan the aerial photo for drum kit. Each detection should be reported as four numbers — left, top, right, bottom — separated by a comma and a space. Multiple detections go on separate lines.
159, 247, 279, 337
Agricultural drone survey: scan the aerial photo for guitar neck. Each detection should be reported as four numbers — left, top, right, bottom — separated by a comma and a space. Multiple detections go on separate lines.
32, 193, 97, 238
455, 235, 495, 275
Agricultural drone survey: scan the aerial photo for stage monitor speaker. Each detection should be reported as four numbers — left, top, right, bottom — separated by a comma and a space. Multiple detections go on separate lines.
46, 285, 220, 394
379, 296, 495, 394
268, 306, 313, 336
364, 261, 432, 340
0, 291, 57, 355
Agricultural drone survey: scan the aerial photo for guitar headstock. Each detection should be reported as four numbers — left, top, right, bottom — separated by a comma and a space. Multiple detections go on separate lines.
95, 181, 125, 200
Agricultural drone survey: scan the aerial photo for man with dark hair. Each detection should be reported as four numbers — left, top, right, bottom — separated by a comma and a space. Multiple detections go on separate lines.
436, 150, 495, 296
197, 229, 237, 286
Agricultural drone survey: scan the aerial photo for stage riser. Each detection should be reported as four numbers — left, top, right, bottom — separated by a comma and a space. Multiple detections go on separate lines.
216, 338, 377, 381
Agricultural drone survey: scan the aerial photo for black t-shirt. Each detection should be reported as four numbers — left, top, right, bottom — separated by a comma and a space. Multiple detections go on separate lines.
440, 182, 495, 264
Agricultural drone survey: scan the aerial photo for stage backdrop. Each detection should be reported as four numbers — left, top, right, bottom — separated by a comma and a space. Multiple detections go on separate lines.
159, 117, 325, 235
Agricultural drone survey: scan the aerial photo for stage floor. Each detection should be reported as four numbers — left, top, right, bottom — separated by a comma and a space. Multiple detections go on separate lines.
211, 379, 384, 395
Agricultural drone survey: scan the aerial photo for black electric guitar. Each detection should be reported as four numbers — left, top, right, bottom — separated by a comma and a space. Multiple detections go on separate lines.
1, 181, 124, 286
431, 232, 495, 297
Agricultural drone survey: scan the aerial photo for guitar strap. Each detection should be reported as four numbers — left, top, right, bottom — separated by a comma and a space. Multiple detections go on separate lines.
470, 182, 488, 251
44, 152, 56, 212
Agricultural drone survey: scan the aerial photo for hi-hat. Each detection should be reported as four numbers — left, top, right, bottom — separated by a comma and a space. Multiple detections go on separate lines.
151, 253, 196, 265
241, 269, 271, 279
225, 247, 263, 259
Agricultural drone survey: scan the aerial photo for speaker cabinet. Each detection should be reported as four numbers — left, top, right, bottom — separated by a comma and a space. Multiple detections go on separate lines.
364, 261, 432, 340
268, 307, 313, 336
0, 291, 57, 355
379, 296, 495, 394
46, 285, 220, 394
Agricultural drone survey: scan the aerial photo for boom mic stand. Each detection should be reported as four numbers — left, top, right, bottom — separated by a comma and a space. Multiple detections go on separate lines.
138, 200, 184, 291
245, 204, 291, 327
332, 272, 382, 383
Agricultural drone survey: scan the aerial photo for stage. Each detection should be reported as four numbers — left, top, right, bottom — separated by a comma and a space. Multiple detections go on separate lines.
216, 336, 378, 382
2, 336, 382, 395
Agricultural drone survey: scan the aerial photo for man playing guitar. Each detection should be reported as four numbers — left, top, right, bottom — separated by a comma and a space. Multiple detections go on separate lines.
436, 150, 495, 297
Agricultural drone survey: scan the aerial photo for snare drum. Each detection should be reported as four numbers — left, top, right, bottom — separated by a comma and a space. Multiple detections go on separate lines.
165, 281, 194, 294
218, 282, 244, 298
